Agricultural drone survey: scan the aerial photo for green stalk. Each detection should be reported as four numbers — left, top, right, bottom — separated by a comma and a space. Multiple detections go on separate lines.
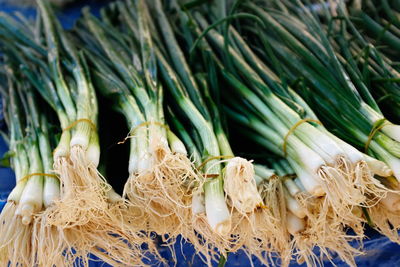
7, 146, 29, 203
137, 0, 167, 143
167, 108, 202, 165
37, 0, 77, 124
157, 50, 220, 173
18, 139, 44, 224
83, 13, 152, 117
156, 38, 230, 235
4, 76, 30, 203
92, 69, 146, 174
39, 115, 60, 207
353, 10, 400, 50
153, 0, 211, 120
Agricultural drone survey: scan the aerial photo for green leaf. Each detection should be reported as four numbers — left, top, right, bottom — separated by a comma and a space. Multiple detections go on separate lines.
0, 150, 14, 168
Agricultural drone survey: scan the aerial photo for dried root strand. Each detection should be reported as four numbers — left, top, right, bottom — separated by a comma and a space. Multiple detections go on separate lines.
368, 194, 400, 244
0, 202, 33, 267
124, 140, 200, 237
353, 161, 389, 207
293, 193, 364, 267
38, 146, 154, 266
32, 210, 159, 267
334, 158, 389, 207
48, 149, 110, 228
318, 161, 364, 219
258, 176, 292, 265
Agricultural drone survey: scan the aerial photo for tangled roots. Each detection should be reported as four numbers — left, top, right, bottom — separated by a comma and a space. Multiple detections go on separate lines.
290, 230, 360, 267
49, 148, 110, 227
32, 210, 158, 267
333, 158, 389, 207
368, 192, 400, 244
318, 162, 365, 218
186, 175, 291, 266
293, 193, 364, 267
0, 202, 33, 266
124, 141, 200, 236
40, 146, 154, 265
261, 176, 291, 260
353, 161, 388, 206
249, 176, 291, 266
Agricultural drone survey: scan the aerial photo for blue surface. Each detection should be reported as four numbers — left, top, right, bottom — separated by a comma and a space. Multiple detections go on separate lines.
0, 98, 14, 201
1, 1, 400, 266
0, 1, 105, 29
0, 136, 14, 195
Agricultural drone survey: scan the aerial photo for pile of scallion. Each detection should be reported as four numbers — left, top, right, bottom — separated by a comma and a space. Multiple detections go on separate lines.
0, 1, 156, 266
1, 0, 400, 266
0, 67, 58, 266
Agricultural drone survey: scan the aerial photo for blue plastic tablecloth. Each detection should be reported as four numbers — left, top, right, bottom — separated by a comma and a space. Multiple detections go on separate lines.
1, 1, 400, 266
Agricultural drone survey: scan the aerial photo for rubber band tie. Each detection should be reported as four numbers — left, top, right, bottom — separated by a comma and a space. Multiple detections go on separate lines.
282, 174, 297, 181
63, 118, 97, 132
52, 118, 97, 155
17, 173, 58, 185
282, 119, 322, 157
364, 118, 387, 153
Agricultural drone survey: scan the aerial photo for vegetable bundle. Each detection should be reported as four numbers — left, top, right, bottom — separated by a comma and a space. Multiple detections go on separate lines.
0, 0, 400, 266
0, 1, 155, 266
217, 0, 400, 254
0, 68, 58, 266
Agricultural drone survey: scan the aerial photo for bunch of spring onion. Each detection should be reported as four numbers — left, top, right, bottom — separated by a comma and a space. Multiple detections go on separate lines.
299, 0, 400, 244
239, 0, 400, 182
266, 158, 363, 266
0, 67, 60, 266
333, 2, 400, 243
157, 2, 400, 266
232, 0, 400, 247
168, 107, 291, 265
0, 1, 154, 265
